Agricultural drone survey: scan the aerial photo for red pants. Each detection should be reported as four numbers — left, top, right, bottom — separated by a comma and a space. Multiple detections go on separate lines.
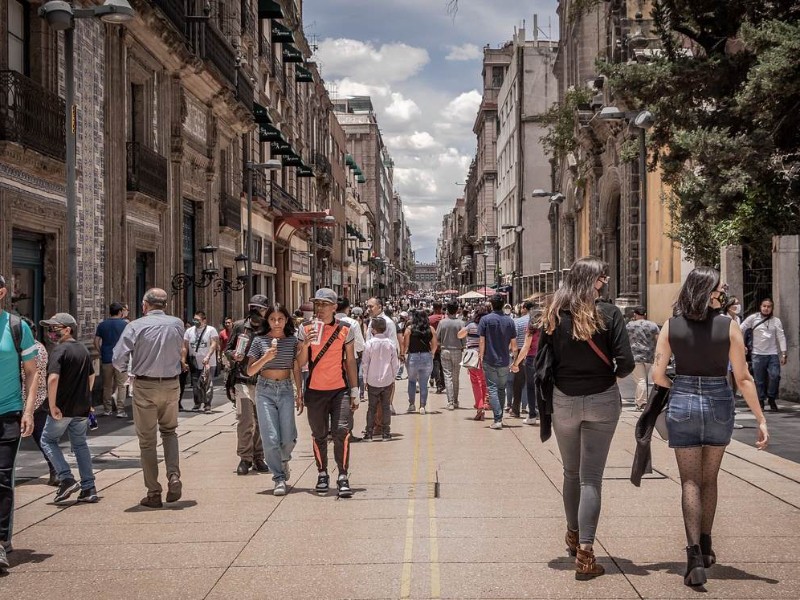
468, 367, 488, 409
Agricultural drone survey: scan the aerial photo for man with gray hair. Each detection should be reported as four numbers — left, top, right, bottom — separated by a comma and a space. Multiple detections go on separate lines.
113, 288, 185, 508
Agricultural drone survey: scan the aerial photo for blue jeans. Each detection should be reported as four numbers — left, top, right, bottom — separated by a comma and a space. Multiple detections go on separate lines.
667, 376, 734, 448
524, 356, 538, 417
505, 376, 514, 411
751, 354, 780, 402
255, 378, 297, 482
40, 416, 95, 490
407, 352, 433, 407
483, 363, 510, 422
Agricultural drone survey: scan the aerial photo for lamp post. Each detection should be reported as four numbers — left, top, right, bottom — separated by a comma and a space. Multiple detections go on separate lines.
39, 0, 135, 317
532, 190, 565, 287
245, 160, 282, 299
309, 214, 335, 291
480, 251, 489, 291
596, 107, 655, 311
171, 245, 249, 294
501, 224, 524, 303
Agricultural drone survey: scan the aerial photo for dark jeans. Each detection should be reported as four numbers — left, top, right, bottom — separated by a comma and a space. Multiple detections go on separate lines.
752, 354, 780, 402
32, 407, 56, 475
431, 350, 445, 390
524, 356, 538, 417
366, 383, 394, 435
305, 388, 352, 474
0, 413, 21, 545
512, 365, 527, 415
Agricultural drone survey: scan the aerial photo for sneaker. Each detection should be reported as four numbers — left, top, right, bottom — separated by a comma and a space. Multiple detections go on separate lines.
273, 481, 287, 496
203, 405, 212, 413
390, 405, 397, 415
447, 403, 455, 411
54, 478, 80, 502
521, 408, 528, 414
337, 473, 353, 498
140, 493, 163, 509
191, 406, 201, 412
316, 471, 330, 494
362, 433, 373, 442
490, 421, 503, 430
100, 410, 113, 417
115, 411, 128, 419
419, 407, 426, 415
407, 403, 416, 413
253, 458, 270, 473
523, 417, 539, 426
0, 545, 8, 569
165, 475, 182, 503
236, 460, 252, 476
283, 461, 291, 483
454, 402, 459, 409
382, 433, 391, 442
77, 487, 99, 503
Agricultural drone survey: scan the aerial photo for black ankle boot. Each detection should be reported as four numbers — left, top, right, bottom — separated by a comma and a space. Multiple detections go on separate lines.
684, 544, 707, 587
699, 533, 716, 568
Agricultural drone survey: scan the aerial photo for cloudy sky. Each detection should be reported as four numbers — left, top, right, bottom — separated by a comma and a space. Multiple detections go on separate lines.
303, 0, 558, 262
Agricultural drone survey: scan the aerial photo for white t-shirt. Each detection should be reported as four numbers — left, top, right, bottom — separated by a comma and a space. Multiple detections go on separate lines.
185, 325, 219, 368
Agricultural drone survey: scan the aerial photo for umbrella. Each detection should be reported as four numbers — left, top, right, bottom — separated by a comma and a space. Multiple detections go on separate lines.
458, 291, 485, 300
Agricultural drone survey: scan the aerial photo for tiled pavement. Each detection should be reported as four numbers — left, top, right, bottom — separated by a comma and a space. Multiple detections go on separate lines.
3, 370, 800, 599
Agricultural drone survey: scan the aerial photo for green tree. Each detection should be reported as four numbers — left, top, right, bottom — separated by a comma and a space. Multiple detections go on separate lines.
600, 0, 800, 265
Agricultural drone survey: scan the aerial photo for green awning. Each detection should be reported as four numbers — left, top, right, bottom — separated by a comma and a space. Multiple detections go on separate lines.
258, 0, 283, 19
270, 140, 293, 155
346, 223, 367, 242
345, 154, 355, 167
259, 124, 283, 143
353, 166, 363, 177
282, 45, 304, 63
282, 153, 303, 167
271, 21, 294, 44
356, 175, 366, 184
295, 65, 313, 83
253, 102, 271, 124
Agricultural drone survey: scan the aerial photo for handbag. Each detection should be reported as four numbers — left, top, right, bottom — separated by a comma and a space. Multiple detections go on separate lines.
460, 348, 479, 369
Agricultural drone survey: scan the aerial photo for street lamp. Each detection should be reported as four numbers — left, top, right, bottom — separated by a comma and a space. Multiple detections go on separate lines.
39, 0, 135, 317
531, 190, 565, 286
245, 159, 282, 298
309, 214, 336, 290
596, 107, 655, 310
480, 251, 489, 290
171, 245, 249, 294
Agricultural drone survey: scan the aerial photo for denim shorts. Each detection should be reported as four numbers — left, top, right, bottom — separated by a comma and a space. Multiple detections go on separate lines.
666, 376, 735, 448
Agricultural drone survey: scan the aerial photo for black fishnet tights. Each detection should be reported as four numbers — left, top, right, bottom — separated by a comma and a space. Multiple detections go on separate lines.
674, 446, 727, 546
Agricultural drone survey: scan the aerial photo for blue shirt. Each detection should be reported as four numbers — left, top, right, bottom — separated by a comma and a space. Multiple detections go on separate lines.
95, 317, 128, 364
0, 311, 38, 415
478, 310, 517, 367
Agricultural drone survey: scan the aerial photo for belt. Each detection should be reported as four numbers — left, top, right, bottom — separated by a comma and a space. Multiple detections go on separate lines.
136, 375, 179, 381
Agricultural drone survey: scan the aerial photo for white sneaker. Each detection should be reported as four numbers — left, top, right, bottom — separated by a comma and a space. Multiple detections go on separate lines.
490, 421, 503, 430
447, 403, 455, 411
283, 461, 291, 483
523, 417, 539, 426
419, 407, 426, 415
101, 411, 113, 417
273, 481, 287, 496
116, 411, 128, 419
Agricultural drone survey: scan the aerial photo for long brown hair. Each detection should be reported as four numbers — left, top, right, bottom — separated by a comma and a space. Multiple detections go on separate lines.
542, 256, 609, 340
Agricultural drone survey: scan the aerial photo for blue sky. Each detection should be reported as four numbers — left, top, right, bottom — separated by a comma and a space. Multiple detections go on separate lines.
303, 0, 558, 262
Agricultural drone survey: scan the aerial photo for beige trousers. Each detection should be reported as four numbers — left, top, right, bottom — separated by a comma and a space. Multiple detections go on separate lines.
235, 383, 264, 462
631, 362, 652, 408
101, 363, 128, 412
132, 377, 181, 494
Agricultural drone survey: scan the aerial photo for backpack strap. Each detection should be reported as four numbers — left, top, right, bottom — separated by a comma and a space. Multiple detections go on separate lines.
9, 313, 23, 365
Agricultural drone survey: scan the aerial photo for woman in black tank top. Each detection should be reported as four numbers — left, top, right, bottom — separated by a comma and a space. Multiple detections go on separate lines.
652, 267, 768, 589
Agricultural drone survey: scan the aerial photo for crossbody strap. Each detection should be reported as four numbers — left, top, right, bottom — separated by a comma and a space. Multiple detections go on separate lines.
308, 324, 343, 379
586, 338, 612, 368
194, 327, 207, 353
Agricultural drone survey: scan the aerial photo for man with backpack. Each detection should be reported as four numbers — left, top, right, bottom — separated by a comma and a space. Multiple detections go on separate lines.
0, 274, 40, 568
742, 297, 787, 411
181, 311, 219, 413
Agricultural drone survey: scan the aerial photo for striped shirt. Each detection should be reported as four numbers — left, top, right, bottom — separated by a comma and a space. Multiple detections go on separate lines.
248, 335, 298, 371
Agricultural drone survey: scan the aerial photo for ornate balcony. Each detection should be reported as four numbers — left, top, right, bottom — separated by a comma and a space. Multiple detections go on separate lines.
315, 228, 333, 249
0, 70, 65, 161
152, 0, 186, 37
200, 22, 236, 87
236, 73, 254, 115
273, 55, 284, 93
312, 151, 331, 178
219, 191, 242, 231
269, 181, 303, 213
126, 142, 168, 203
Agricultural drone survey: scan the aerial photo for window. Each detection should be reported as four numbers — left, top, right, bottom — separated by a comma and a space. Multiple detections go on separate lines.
264, 239, 273, 267
8, 0, 28, 75
252, 235, 263, 264
492, 66, 504, 88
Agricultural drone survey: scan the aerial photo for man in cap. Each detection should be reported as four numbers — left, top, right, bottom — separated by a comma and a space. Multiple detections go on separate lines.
225, 295, 270, 475
298, 288, 359, 498
39, 312, 97, 504
0, 274, 39, 567
113, 288, 185, 508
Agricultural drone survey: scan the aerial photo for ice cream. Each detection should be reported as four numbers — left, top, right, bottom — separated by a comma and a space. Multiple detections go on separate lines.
271, 338, 278, 348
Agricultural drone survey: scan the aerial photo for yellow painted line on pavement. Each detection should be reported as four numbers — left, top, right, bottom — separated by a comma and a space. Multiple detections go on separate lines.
427, 416, 441, 599
400, 416, 422, 599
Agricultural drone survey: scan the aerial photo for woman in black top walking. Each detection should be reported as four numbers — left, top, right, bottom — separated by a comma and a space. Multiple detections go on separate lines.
400, 310, 438, 414
541, 256, 634, 580
652, 267, 768, 588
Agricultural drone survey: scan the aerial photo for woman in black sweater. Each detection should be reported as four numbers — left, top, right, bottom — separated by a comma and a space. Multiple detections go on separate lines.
540, 256, 634, 580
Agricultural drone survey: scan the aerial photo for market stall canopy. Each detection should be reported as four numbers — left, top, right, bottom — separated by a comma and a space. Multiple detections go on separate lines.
458, 291, 485, 300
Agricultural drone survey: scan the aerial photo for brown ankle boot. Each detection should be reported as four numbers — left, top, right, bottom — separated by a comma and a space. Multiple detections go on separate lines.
575, 547, 605, 580
565, 529, 578, 557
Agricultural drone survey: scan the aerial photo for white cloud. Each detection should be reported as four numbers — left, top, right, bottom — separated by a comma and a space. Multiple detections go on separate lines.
385, 93, 421, 121
387, 131, 438, 151
445, 43, 483, 61
442, 90, 482, 124
317, 38, 429, 84
394, 168, 439, 197
329, 78, 391, 99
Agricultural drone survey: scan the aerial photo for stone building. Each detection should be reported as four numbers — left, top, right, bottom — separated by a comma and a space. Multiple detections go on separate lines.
413, 262, 437, 292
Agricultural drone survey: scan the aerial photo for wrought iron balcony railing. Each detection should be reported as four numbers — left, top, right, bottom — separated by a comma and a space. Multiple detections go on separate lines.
219, 191, 242, 231
315, 228, 333, 249
126, 142, 168, 203
200, 22, 236, 87
273, 54, 284, 93
269, 181, 303, 213
236, 73, 254, 114
0, 70, 65, 161
312, 152, 331, 178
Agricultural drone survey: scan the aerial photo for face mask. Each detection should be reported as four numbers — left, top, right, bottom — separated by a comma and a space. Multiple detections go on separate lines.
193, 319, 201, 327
731, 305, 741, 315
47, 330, 61, 343
504, 309, 511, 315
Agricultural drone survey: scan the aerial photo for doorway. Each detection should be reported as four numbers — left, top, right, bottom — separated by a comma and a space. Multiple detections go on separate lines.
135, 251, 154, 318
11, 232, 44, 325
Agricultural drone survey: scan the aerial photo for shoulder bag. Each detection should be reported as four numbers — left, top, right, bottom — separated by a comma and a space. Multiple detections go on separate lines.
460, 348, 479, 368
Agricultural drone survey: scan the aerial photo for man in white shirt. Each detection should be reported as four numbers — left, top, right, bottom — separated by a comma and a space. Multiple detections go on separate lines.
181, 311, 219, 413
365, 297, 398, 351
741, 297, 787, 411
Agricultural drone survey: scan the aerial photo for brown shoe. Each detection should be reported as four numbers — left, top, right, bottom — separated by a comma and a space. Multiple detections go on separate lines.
140, 493, 163, 509
565, 529, 579, 557
165, 475, 182, 503
575, 547, 605, 580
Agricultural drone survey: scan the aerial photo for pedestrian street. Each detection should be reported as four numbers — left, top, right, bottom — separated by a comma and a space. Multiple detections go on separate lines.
4, 367, 800, 599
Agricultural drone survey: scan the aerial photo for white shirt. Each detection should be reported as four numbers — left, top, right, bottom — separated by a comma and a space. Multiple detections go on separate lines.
741, 313, 787, 355
184, 325, 219, 368
335, 312, 366, 354
362, 334, 401, 387
365, 311, 399, 352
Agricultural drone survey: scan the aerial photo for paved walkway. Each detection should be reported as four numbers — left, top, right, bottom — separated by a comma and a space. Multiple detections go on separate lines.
3, 369, 800, 599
